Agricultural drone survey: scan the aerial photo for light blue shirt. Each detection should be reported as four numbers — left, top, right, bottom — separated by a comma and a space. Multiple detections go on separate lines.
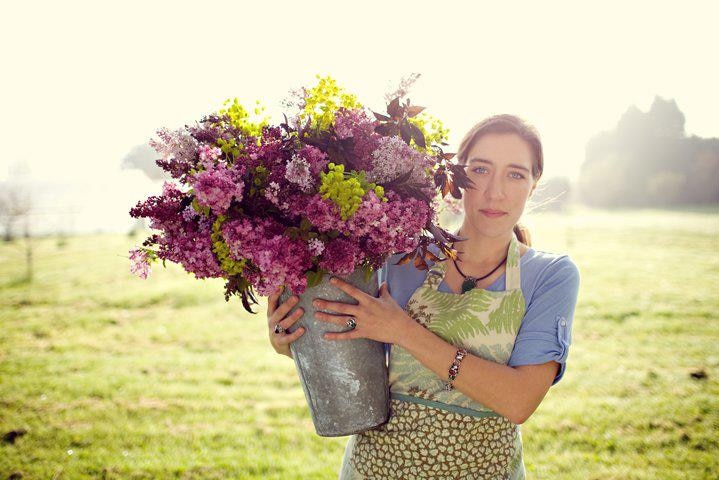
378, 246, 580, 386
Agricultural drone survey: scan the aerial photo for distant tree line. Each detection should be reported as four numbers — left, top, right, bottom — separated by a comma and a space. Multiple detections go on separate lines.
579, 96, 719, 207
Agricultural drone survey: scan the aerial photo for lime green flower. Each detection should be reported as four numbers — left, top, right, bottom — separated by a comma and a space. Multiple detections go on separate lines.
211, 215, 246, 276
216, 137, 242, 162
319, 163, 386, 220
219, 98, 269, 138
300, 75, 361, 131
408, 113, 449, 152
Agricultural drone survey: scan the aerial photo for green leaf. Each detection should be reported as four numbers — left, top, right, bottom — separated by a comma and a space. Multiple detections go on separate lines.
285, 227, 300, 240
362, 264, 373, 283
306, 269, 325, 288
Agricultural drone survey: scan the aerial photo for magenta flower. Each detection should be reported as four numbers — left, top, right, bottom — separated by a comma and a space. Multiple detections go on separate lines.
192, 163, 244, 215
130, 81, 457, 313
285, 154, 315, 192
319, 237, 366, 276
129, 247, 151, 279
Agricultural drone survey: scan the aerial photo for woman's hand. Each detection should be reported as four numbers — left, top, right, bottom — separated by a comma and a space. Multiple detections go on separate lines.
313, 277, 414, 345
266, 286, 305, 358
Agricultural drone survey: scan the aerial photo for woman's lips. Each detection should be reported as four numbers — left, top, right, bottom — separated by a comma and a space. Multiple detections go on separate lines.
480, 209, 507, 218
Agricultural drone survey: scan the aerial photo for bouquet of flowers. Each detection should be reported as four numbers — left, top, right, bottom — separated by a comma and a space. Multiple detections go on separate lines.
128, 76, 470, 313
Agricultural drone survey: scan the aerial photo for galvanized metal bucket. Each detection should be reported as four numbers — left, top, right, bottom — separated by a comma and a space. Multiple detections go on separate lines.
280, 268, 390, 437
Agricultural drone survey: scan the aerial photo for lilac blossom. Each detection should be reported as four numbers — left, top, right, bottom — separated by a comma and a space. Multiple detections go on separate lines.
222, 217, 312, 296
285, 154, 314, 192
150, 127, 199, 182
319, 237, 366, 276
307, 238, 325, 256
129, 247, 151, 279
192, 163, 244, 215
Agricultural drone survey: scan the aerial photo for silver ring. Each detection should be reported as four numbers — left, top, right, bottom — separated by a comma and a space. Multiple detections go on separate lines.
346, 317, 357, 329
274, 324, 285, 334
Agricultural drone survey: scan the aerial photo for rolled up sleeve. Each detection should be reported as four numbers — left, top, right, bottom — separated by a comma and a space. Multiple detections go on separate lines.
508, 256, 580, 386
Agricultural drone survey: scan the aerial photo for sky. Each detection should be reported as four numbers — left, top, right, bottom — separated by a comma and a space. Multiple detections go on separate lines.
1, 0, 717, 233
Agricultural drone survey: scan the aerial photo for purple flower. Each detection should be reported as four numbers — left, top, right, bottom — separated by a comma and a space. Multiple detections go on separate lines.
150, 127, 199, 182
192, 163, 244, 215
319, 237, 365, 276
307, 238, 325, 256
221, 217, 313, 296
298, 145, 329, 176
285, 154, 315, 192
333, 108, 381, 170
129, 247, 151, 279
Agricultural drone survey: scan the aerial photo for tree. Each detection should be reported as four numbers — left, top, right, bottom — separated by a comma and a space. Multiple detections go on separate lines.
578, 96, 719, 207
0, 182, 32, 242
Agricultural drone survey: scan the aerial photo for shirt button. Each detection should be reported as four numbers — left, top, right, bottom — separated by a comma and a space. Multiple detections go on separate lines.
560, 319, 567, 326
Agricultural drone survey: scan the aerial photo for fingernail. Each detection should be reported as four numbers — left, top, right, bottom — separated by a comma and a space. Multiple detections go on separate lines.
330, 277, 338, 284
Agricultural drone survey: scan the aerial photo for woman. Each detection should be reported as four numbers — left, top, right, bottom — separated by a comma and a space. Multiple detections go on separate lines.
266, 114, 580, 479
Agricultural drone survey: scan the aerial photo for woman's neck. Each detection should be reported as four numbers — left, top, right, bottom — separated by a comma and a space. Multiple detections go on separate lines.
453, 222, 513, 270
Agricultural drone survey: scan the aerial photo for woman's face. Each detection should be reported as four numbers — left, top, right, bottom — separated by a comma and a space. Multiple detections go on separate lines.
461, 132, 537, 238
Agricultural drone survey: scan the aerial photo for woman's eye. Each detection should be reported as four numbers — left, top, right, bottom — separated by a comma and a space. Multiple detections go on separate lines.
509, 172, 525, 180
471, 167, 488, 174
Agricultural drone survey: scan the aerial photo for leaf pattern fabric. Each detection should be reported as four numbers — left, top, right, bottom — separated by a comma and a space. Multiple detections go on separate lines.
340, 233, 528, 479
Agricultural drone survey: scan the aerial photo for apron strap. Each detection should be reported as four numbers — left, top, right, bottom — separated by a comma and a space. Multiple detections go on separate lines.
421, 232, 522, 292
504, 233, 522, 290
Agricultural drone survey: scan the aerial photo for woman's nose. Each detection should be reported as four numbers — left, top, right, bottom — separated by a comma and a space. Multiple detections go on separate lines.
484, 175, 506, 200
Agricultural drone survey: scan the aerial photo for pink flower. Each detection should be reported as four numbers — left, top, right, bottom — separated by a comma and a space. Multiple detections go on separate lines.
319, 237, 365, 276
298, 145, 329, 176
193, 163, 244, 215
129, 247, 151, 279
285, 154, 315, 192
307, 238, 325, 256
198, 144, 222, 167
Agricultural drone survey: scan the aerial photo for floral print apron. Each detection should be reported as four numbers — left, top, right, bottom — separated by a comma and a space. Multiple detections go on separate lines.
339, 233, 527, 479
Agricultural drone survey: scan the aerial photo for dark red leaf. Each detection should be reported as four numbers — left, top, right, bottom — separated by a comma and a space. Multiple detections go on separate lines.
442, 179, 452, 198
408, 122, 426, 148
395, 251, 416, 266
373, 111, 391, 121
450, 181, 463, 199
375, 123, 399, 136
387, 97, 402, 118
442, 152, 456, 161
406, 106, 425, 117
399, 122, 412, 144
413, 254, 428, 270
424, 249, 440, 263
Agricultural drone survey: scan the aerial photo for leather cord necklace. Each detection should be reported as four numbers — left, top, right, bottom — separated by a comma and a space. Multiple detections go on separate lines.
450, 230, 508, 294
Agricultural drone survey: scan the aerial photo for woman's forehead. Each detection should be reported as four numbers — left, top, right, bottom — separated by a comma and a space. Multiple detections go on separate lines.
467, 133, 533, 168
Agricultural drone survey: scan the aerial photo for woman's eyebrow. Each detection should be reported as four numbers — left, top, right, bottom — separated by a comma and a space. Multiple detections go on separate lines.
468, 157, 531, 173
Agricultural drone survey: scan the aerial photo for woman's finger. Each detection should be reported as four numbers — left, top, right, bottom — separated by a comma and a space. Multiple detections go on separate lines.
313, 298, 359, 316
267, 286, 285, 317
277, 307, 304, 330
329, 277, 369, 303
268, 294, 298, 327
315, 311, 356, 328
275, 326, 306, 345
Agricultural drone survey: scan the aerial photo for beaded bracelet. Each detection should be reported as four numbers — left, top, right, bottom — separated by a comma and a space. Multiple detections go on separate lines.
443, 348, 468, 391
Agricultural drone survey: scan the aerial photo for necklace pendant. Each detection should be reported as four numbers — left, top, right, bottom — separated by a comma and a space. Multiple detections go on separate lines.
461, 278, 476, 294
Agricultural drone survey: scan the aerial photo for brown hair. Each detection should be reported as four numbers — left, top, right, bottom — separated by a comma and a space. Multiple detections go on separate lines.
456, 114, 544, 247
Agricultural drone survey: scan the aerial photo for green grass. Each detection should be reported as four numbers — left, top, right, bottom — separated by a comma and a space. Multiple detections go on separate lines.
1, 205, 717, 479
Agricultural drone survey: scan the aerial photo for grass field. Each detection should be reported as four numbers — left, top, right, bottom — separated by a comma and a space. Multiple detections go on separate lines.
1, 205, 717, 479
